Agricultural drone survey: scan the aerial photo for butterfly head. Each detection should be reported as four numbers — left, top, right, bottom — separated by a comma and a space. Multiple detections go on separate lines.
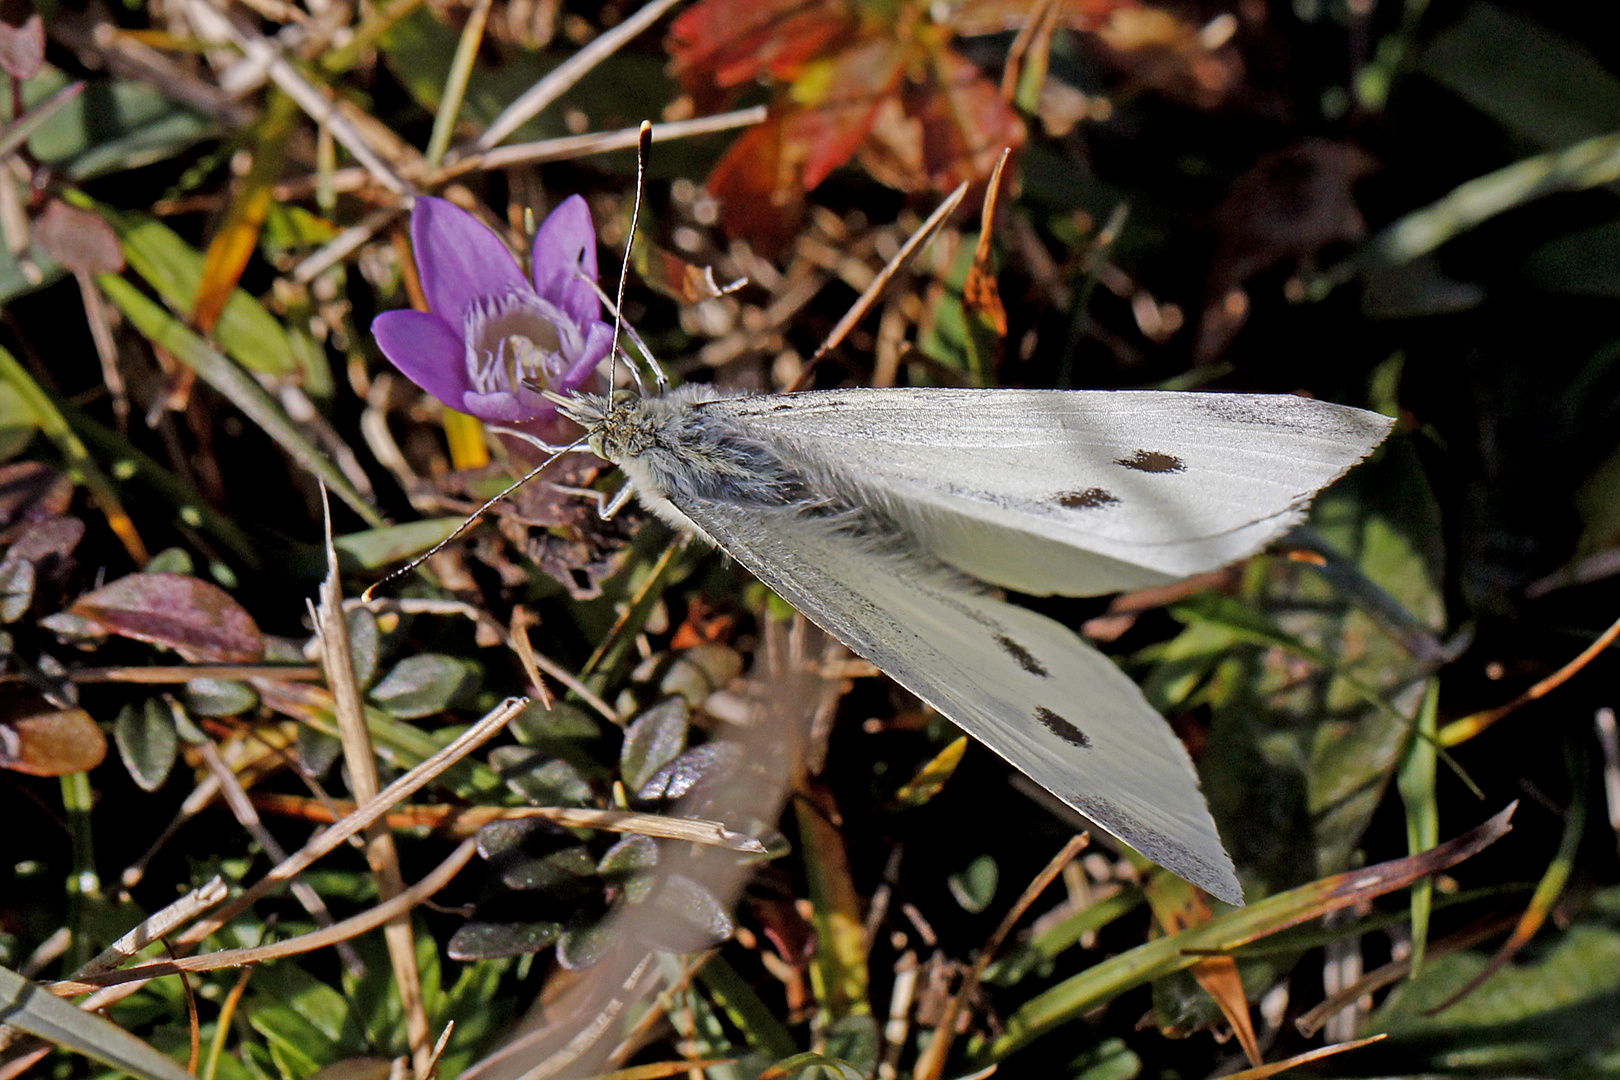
546, 388, 650, 462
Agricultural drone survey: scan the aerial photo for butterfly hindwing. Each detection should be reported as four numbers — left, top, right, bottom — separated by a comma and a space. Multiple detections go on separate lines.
672, 494, 1244, 905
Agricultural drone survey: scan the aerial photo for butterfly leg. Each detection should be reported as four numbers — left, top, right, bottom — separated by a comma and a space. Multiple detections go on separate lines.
550, 482, 635, 520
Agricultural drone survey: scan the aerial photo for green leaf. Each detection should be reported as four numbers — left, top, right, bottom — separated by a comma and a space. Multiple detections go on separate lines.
89, 201, 329, 391
183, 678, 261, 717
491, 746, 594, 807
1397, 680, 1441, 973
0, 963, 195, 1080
344, 607, 381, 690
1365, 924, 1620, 1073
948, 854, 999, 914
619, 695, 689, 792
330, 519, 467, 572
114, 699, 179, 791
96, 275, 381, 526
23, 68, 212, 180
368, 653, 480, 718
1417, 4, 1620, 149
0, 381, 40, 461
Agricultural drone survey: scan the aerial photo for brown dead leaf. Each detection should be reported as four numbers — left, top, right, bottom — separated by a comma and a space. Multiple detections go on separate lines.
68, 572, 265, 662
32, 201, 124, 275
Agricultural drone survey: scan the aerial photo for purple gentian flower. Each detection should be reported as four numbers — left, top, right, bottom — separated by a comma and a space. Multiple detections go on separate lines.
372, 195, 611, 444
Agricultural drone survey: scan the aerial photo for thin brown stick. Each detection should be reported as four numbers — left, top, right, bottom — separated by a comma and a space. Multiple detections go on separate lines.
914, 834, 1089, 1080
509, 606, 616, 721
789, 182, 969, 391
1440, 610, 1620, 745
0, 664, 320, 685
49, 842, 478, 995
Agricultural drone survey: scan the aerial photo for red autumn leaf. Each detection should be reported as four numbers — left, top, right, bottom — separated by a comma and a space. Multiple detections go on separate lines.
0, 708, 107, 776
792, 35, 914, 190
68, 571, 264, 662
710, 117, 805, 254
674, 0, 1027, 252
905, 48, 1027, 193
667, 0, 857, 107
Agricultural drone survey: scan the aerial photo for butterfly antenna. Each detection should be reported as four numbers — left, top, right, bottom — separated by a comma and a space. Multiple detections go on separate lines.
360, 436, 587, 602
608, 120, 654, 392
788, 180, 971, 393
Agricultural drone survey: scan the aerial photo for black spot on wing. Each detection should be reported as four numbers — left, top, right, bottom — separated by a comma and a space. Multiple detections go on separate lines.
1057, 488, 1120, 509
1035, 707, 1090, 747
996, 635, 1049, 677
1115, 449, 1185, 473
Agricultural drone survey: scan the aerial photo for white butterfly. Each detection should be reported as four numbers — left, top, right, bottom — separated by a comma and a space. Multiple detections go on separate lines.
551, 383, 1393, 905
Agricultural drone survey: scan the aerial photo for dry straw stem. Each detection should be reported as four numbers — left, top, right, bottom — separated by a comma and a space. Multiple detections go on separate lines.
249, 793, 769, 851
288, 110, 767, 283
197, 738, 361, 972
180, 0, 411, 194
1218, 1034, 1388, 1080
313, 508, 432, 1076
73, 878, 229, 979
0, 664, 320, 685
170, 694, 528, 952
47, 841, 479, 996
471, 0, 685, 151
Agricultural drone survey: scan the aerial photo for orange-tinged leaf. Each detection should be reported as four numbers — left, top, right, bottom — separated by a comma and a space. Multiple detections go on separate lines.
0, 708, 107, 776
193, 93, 296, 335
1144, 873, 1261, 1066
194, 185, 274, 336
632, 236, 747, 304
963, 151, 1010, 335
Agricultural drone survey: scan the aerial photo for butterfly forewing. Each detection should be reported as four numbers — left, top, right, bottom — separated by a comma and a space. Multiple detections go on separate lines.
701, 389, 1394, 597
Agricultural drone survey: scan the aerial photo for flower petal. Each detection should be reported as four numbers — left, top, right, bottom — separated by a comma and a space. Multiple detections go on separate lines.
412, 197, 528, 328
557, 320, 612, 395
531, 194, 601, 326
462, 389, 551, 424
372, 310, 470, 407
